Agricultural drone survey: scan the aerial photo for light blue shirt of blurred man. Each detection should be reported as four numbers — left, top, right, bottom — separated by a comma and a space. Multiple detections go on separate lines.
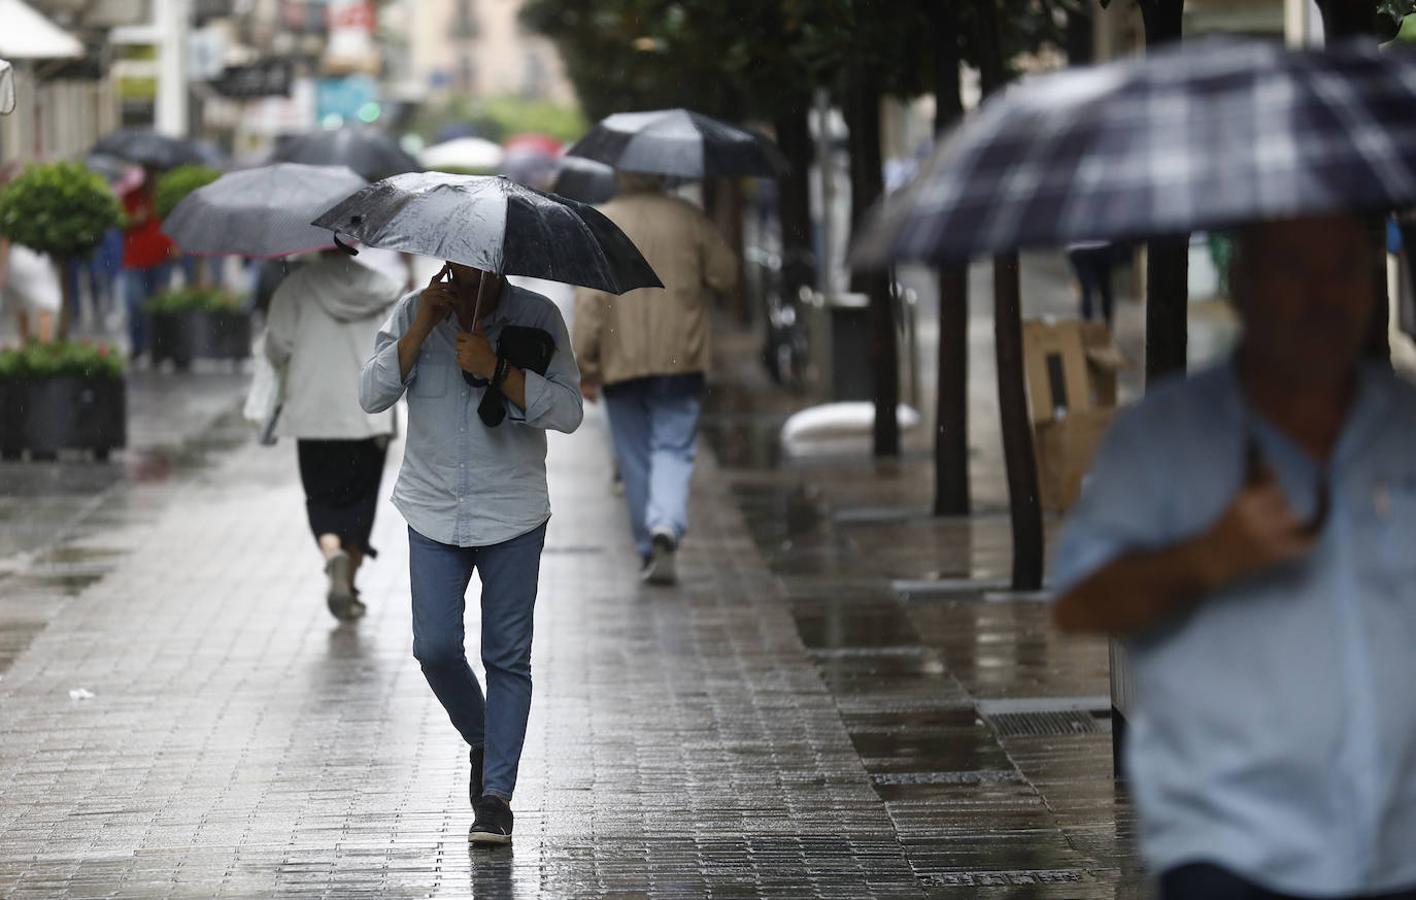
1053, 215, 1416, 900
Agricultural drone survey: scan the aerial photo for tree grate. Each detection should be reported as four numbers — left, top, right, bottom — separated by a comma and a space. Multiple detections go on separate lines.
988, 709, 1110, 738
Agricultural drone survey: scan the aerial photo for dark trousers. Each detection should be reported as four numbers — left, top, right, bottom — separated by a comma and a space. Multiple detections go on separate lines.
1068, 246, 1115, 326
1161, 864, 1416, 900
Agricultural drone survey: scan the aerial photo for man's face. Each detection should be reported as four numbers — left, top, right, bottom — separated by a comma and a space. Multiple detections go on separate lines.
1234, 215, 1374, 387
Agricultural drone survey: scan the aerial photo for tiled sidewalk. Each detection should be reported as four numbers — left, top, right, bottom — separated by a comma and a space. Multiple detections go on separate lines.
0, 404, 925, 898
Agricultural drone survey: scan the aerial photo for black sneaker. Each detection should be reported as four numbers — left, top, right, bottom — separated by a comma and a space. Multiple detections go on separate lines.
641, 530, 677, 586
468, 745, 484, 807
469, 795, 513, 846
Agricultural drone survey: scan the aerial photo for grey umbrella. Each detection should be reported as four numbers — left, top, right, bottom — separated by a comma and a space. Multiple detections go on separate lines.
566, 108, 784, 179
271, 127, 421, 181
162, 163, 366, 258
92, 128, 213, 170
553, 156, 617, 205
855, 39, 1416, 266
311, 173, 663, 294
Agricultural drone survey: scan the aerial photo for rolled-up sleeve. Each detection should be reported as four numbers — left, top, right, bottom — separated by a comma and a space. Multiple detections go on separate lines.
359, 294, 416, 414
1051, 407, 1168, 593
507, 300, 583, 434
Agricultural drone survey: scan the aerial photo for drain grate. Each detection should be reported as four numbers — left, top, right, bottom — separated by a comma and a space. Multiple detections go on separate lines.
988, 709, 1109, 738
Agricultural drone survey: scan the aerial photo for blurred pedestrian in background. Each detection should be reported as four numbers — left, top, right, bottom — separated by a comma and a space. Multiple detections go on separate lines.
265, 250, 400, 621
0, 162, 60, 343
1054, 215, 1416, 900
1066, 239, 1116, 328
360, 262, 582, 845
121, 169, 175, 361
573, 172, 737, 585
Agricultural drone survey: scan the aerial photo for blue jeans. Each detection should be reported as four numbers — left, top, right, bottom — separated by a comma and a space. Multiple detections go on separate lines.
408, 522, 547, 801
603, 374, 704, 560
124, 263, 172, 356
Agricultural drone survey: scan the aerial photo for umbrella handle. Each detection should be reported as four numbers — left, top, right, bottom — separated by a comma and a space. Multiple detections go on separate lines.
332, 233, 359, 256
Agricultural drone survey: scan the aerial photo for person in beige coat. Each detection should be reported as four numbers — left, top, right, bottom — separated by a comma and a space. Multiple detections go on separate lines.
573, 174, 737, 584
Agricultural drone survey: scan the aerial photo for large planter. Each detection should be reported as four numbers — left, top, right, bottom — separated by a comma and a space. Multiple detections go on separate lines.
149, 310, 252, 369
0, 376, 126, 461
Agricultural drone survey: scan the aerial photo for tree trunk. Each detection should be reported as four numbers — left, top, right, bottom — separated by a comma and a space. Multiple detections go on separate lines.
994, 252, 1044, 589
846, 68, 900, 458
975, 0, 1042, 587
775, 103, 815, 306
932, 0, 970, 515
1140, 0, 1189, 382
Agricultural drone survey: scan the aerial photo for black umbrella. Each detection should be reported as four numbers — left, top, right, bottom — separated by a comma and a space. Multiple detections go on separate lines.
91, 128, 211, 170
272, 127, 421, 181
163, 163, 366, 258
567, 108, 784, 179
856, 39, 1416, 266
311, 173, 663, 294
552, 156, 617, 205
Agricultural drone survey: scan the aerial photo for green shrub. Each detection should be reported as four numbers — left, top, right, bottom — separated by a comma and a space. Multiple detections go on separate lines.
0, 340, 125, 381
0, 162, 125, 259
145, 286, 244, 314
155, 165, 221, 220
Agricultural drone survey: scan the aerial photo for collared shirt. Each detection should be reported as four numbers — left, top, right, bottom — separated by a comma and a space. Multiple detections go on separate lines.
1053, 361, 1416, 896
359, 284, 582, 547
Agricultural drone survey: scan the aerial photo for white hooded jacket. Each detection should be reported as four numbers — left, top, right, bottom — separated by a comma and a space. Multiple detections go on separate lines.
265, 253, 400, 440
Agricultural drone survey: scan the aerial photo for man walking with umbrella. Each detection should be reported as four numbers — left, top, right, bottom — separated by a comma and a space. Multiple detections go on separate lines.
360, 263, 582, 844
858, 41, 1416, 899
572, 173, 737, 585
338, 173, 659, 845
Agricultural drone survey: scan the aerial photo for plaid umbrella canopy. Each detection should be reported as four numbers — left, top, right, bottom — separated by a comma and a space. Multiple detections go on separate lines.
855, 39, 1416, 266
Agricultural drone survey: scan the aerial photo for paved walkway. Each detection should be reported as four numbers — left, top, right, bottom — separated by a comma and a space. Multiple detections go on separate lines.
0, 401, 927, 898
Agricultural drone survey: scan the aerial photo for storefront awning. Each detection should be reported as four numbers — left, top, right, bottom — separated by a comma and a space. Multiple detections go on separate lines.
0, 0, 83, 60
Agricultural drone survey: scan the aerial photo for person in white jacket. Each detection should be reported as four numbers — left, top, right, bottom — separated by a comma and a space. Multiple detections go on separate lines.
266, 251, 400, 621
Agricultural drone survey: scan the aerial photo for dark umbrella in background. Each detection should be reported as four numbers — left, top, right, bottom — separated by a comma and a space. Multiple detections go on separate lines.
312, 173, 662, 295
162, 163, 366, 258
552, 156, 617, 205
855, 39, 1416, 264
270, 127, 421, 181
92, 128, 212, 170
567, 108, 785, 179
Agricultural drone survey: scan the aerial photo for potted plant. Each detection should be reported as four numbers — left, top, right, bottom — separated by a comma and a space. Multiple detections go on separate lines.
146, 286, 252, 370
0, 161, 125, 341
0, 340, 126, 461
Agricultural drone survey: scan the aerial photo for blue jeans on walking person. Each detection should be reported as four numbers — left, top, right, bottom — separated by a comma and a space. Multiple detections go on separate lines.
124, 262, 172, 357
603, 373, 705, 561
408, 522, 547, 801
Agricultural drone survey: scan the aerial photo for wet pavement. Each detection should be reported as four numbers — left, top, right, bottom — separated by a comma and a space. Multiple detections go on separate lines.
0, 254, 1199, 897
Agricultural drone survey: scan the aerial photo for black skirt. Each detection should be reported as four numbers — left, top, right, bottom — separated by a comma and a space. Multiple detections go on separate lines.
296, 438, 389, 556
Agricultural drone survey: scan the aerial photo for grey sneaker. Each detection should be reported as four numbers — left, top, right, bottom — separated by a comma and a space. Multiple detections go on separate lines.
325, 551, 360, 621
641, 529, 677, 586
469, 795, 513, 846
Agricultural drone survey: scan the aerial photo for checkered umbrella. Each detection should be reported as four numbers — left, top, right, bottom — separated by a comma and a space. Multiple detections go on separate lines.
855, 39, 1416, 266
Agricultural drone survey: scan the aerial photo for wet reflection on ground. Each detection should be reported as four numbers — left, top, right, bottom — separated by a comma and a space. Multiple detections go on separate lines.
702, 325, 1143, 896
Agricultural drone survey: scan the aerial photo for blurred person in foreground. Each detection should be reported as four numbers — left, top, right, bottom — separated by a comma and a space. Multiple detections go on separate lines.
1054, 214, 1416, 900
572, 173, 737, 585
265, 249, 400, 622
360, 262, 581, 845
0, 162, 60, 343
121, 169, 175, 361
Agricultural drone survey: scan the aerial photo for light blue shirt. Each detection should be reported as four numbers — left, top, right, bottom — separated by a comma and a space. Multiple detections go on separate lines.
1054, 361, 1416, 896
359, 284, 583, 547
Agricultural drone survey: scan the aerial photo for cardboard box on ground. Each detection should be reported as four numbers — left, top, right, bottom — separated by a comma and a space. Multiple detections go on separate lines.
1023, 320, 1123, 513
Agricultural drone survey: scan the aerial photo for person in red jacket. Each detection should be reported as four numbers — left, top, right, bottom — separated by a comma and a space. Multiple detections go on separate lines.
121, 170, 175, 361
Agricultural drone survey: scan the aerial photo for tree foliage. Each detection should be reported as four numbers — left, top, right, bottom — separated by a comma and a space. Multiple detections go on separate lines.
522, 0, 1083, 122
155, 165, 221, 221
0, 162, 124, 260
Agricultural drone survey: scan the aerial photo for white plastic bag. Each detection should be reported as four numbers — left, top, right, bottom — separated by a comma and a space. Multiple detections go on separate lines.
244, 333, 283, 445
